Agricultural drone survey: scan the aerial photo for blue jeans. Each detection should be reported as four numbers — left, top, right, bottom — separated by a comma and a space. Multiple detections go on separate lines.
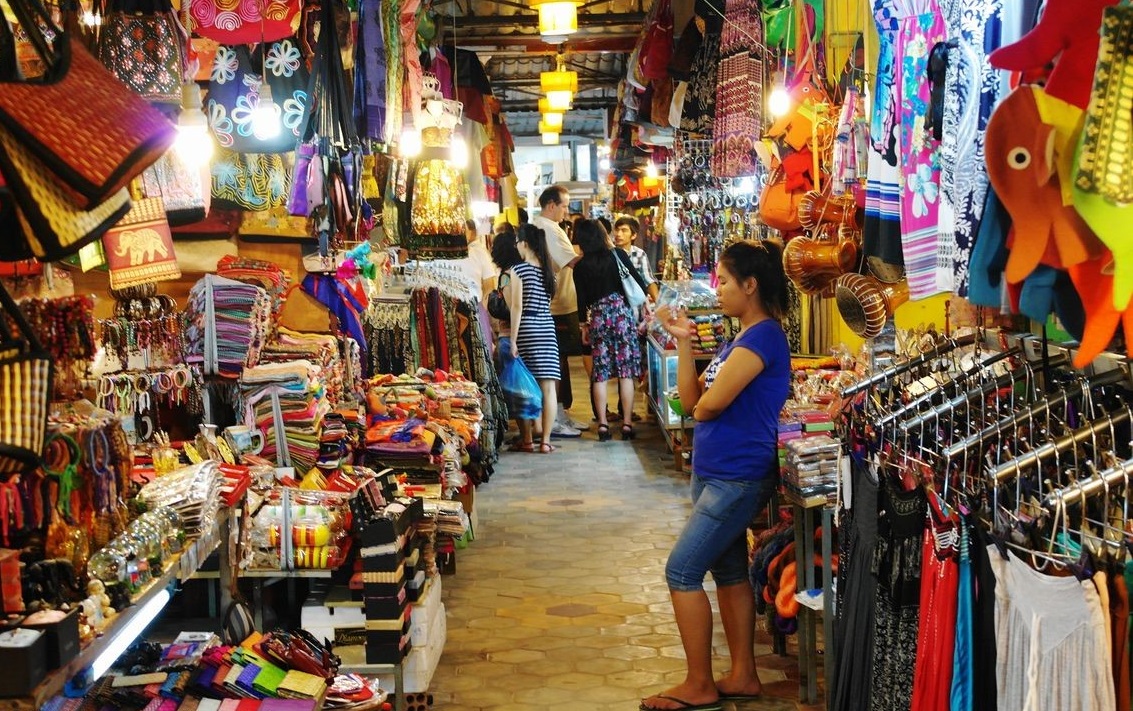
665, 474, 778, 592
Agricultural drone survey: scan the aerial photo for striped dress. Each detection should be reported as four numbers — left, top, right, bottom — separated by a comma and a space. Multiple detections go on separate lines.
511, 261, 560, 380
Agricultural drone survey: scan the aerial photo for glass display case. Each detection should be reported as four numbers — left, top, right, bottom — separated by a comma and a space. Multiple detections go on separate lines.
644, 281, 735, 450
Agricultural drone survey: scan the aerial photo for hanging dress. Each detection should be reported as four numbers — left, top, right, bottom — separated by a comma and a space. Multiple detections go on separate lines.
869, 476, 926, 711
893, 0, 947, 300
864, 1, 905, 275
830, 459, 881, 711
936, 0, 1002, 296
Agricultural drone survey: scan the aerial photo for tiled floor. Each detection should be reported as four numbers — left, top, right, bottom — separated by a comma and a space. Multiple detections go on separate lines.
431, 390, 824, 710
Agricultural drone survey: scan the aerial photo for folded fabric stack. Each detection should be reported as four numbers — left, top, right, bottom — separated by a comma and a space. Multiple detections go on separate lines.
260, 329, 345, 407
137, 461, 222, 537
216, 255, 291, 318
185, 275, 273, 379
240, 360, 329, 472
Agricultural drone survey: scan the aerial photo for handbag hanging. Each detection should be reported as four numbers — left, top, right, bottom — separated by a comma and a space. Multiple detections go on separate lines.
486, 272, 510, 321
208, 38, 310, 154
100, 197, 182, 290
0, 281, 52, 474
615, 251, 648, 310
0, 0, 176, 210
97, 0, 186, 104
141, 148, 207, 226
191, 0, 299, 44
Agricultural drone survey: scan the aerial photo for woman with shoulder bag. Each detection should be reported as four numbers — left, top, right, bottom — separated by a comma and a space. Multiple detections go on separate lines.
641, 240, 791, 711
572, 218, 649, 442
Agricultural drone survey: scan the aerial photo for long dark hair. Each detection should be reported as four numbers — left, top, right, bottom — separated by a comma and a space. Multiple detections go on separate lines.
719, 240, 789, 321
517, 224, 556, 300
573, 218, 609, 257
491, 223, 521, 271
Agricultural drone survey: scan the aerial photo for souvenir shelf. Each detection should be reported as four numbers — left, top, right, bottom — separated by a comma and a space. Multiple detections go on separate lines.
645, 280, 733, 453
1, 510, 232, 711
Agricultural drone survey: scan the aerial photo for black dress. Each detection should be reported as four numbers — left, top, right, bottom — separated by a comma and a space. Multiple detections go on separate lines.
831, 459, 880, 711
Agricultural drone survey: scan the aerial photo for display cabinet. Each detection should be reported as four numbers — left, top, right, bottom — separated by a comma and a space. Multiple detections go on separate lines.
644, 281, 734, 454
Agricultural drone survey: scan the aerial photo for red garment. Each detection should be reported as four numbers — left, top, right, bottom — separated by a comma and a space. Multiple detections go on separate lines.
911, 497, 959, 711
1111, 573, 1130, 710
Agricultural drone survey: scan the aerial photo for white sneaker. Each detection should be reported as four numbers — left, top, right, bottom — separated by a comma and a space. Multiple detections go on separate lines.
549, 421, 582, 438
557, 405, 590, 431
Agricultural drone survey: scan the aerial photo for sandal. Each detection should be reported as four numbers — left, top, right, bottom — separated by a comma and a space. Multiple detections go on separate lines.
537, 442, 557, 453
621, 424, 636, 441
507, 441, 536, 453
597, 424, 611, 442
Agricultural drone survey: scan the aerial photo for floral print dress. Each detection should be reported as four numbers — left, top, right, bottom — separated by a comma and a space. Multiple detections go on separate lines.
894, 0, 947, 300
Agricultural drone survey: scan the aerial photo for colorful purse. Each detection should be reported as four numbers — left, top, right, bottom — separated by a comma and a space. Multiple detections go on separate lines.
190, 0, 299, 44
208, 38, 309, 154
0, 0, 176, 210
141, 149, 208, 226
97, 0, 186, 105
0, 281, 52, 474
759, 165, 806, 232
101, 197, 182, 289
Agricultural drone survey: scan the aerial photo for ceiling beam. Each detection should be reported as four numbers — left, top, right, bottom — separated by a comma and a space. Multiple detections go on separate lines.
501, 99, 616, 110
449, 12, 645, 27
456, 34, 638, 50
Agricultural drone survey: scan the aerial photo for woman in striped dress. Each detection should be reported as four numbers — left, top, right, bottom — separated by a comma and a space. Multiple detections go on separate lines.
507, 224, 561, 453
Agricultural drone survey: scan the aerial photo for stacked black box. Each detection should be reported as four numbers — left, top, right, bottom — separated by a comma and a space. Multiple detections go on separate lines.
358, 497, 424, 664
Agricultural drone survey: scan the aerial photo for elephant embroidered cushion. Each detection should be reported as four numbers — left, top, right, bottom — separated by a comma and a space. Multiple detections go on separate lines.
101, 198, 182, 289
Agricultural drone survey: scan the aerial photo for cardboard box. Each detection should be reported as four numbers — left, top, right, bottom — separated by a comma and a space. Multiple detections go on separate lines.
23, 606, 79, 670
0, 628, 46, 697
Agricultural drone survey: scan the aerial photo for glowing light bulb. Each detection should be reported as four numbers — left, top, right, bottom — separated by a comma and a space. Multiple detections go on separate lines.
599, 157, 610, 171
645, 162, 659, 179
400, 128, 422, 158
176, 82, 214, 166
768, 85, 791, 117
251, 84, 281, 140
450, 133, 469, 169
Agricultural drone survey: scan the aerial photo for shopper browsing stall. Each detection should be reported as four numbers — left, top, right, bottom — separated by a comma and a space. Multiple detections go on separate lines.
643, 241, 791, 711
531, 185, 588, 437
504, 225, 562, 454
572, 219, 650, 441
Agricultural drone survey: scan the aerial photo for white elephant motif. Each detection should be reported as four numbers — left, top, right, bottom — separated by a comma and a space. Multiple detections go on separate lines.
114, 228, 169, 266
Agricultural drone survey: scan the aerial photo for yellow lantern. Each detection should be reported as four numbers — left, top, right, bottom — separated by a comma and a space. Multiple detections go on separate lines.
542, 132, 560, 145
545, 90, 572, 111
541, 111, 564, 129
535, 0, 579, 44
540, 68, 578, 94
538, 119, 562, 134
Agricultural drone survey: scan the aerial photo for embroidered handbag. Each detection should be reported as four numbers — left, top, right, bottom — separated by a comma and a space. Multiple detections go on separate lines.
141, 149, 208, 226
97, 0, 186, 105
208, 38, 309, 154
101, 197, 181, 290
0, 0, 176, 210
0, 281, 52, 474
191, 0, 299, 44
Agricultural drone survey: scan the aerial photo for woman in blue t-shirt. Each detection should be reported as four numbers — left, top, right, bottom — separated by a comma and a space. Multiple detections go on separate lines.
641, 241, 791, 711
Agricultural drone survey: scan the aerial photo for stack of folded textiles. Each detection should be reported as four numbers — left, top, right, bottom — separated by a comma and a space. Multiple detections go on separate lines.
216, 255, 291, 318
185, 275, 273, 379
240, 361, 330, 471
260, 329, 345, 407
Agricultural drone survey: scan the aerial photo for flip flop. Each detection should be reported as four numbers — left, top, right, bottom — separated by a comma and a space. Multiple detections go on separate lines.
638, 695, 723, 711
537, 442, 557, 453
718, 692, 763, 700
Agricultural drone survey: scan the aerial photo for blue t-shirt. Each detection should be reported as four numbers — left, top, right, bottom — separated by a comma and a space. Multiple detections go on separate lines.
691, 319, 790, 481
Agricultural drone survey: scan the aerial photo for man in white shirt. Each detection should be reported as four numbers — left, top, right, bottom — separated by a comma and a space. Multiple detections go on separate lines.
459, 219, 497, 303
531, 185, 588, 436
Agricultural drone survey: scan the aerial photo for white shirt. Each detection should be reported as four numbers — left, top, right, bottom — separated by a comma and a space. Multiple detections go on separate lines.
459, 236, 496, 289
530, 214, 578, 315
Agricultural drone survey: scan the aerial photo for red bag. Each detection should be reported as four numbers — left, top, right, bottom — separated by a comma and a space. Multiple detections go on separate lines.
190, 0, 300, 44
639, 0, 673, 81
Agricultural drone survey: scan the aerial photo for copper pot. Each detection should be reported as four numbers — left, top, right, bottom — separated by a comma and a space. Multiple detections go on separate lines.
783, 234, 859, 294
798, 191, 862, 231
834, 273, 909, 338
